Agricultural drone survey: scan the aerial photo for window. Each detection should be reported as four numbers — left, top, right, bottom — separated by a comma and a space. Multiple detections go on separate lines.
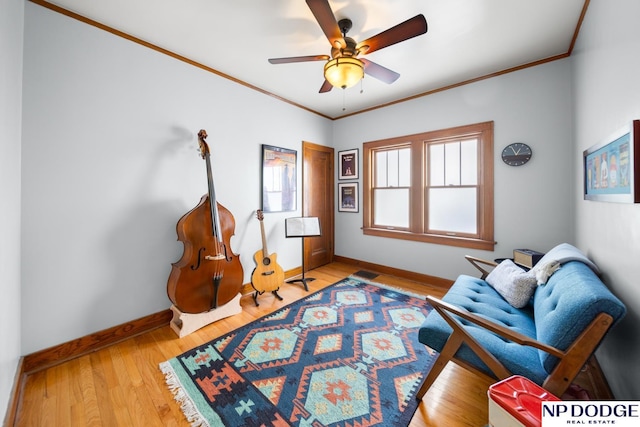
363, 121, 495, 250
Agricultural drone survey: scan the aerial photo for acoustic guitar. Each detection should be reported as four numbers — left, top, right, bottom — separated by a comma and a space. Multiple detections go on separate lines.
250, 210, 285, 306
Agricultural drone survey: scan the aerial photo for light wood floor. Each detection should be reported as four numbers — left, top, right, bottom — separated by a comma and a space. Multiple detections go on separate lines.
14, 262, 497, 426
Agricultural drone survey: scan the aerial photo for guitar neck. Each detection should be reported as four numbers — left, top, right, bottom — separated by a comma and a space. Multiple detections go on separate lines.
259, 220, 269, 257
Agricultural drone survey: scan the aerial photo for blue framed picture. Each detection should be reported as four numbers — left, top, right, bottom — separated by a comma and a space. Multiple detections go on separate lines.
584, 120, 639, 203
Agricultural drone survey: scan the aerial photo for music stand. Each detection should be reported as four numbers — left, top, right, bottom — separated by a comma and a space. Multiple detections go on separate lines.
285, 217, 321, 291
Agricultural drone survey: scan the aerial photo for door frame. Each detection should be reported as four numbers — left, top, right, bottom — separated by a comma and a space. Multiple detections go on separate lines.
302, 141, 334, 270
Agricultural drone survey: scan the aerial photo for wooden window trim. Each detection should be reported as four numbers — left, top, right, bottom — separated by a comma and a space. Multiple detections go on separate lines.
363, 122, 495, 251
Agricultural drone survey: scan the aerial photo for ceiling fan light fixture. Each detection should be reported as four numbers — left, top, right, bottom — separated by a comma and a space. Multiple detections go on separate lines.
324, 57, 364, 89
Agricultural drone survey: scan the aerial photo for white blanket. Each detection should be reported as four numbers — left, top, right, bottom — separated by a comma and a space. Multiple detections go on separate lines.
535, 243, 600, 275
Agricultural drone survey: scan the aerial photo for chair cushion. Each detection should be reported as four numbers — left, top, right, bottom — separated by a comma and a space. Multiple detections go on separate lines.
533, 261, 626, 372
418, 275, 549, 384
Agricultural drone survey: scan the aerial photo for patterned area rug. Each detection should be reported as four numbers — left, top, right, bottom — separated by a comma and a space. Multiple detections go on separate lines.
159, 277, 436, 426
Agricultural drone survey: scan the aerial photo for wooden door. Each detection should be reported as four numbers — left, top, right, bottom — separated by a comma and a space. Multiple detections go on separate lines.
302, 142, 334, 270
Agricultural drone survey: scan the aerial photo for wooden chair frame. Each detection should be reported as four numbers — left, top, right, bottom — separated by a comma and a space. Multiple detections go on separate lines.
465, 255, 497, 279
416, 294, 614, 399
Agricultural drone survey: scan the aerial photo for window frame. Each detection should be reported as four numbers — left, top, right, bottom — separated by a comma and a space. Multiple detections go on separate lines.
362, 121, 495, 251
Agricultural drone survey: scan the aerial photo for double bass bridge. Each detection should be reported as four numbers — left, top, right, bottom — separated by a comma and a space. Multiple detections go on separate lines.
190, 249, 226, 270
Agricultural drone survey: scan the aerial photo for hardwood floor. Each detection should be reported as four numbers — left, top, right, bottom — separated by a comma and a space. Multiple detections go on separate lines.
9, 262, 533, 426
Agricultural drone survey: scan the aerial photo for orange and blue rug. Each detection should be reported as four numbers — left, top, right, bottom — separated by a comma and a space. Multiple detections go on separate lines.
159, 277, 436, 426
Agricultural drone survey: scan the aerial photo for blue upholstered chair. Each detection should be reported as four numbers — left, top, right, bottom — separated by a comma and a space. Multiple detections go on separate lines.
416, 257, 626, 399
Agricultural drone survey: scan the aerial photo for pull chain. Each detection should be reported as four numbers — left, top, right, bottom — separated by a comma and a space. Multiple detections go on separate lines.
342, 88, 346, 111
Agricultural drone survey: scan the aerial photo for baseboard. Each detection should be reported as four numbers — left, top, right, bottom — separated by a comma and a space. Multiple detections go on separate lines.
3, 358, 23, 427
21, 269, 301, 375
333, 255, 454, 289
22, 309, 173, 375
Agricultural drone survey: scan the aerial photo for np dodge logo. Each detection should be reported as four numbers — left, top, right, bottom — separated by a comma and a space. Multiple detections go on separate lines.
542, 402, 639, 426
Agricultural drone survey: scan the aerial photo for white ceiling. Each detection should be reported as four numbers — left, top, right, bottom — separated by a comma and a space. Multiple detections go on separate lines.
38, 0, 587, 119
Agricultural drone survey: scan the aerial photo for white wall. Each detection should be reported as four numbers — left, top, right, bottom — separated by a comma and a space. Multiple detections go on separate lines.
21, 3, 332, 354
571, 0, 640, 399
0, 0, 24, 419
333, 59, 574, 281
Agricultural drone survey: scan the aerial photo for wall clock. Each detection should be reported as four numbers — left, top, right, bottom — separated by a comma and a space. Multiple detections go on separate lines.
501, 143, 532, 166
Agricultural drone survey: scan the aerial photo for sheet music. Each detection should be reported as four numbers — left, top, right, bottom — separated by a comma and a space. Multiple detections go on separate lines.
285, 217, 321, 237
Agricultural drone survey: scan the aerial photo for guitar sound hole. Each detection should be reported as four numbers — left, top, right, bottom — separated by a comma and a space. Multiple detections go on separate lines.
263, 258, 271, 266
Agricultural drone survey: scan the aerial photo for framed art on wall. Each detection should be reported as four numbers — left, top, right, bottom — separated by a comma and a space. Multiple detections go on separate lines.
584, 120, 640, 203
262, 144, 297, 212
338, 182, 358, 212
338, 149, 358, 180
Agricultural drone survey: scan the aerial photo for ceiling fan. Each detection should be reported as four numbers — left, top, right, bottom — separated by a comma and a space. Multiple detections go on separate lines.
268, 0, 428, 93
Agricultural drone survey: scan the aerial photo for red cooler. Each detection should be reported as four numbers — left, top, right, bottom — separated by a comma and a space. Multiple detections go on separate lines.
488, 375, 561, 427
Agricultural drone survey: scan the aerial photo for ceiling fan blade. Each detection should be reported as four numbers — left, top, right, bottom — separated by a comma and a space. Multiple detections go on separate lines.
319, 79, 333, 93
356, 14, 427, 55
306, 0, 346, 48
268, 55, 330, 64
361, 58, 400, 84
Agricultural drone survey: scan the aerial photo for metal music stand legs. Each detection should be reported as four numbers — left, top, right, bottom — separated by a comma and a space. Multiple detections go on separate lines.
286, 238, 314, 291
288, 276, 314, 291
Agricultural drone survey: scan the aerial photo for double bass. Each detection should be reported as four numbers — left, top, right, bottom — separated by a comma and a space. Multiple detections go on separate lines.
166, 130, 244, 314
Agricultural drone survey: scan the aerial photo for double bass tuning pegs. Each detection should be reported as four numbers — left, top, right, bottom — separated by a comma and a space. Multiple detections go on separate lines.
197, 129, 210, 159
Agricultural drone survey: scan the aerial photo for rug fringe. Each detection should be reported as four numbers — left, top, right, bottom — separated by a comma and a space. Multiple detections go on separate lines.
348, 275, 428, 299
159, 362, 211, 427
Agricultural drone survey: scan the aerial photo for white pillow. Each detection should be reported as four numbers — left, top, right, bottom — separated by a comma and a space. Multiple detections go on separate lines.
485, 259, 538, 308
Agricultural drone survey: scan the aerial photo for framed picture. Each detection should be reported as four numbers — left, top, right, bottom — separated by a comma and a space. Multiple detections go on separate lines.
262, 144, 297, 212
338, 182, 358, 212
338, 148, 359, 180
584, 120, 640, 203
